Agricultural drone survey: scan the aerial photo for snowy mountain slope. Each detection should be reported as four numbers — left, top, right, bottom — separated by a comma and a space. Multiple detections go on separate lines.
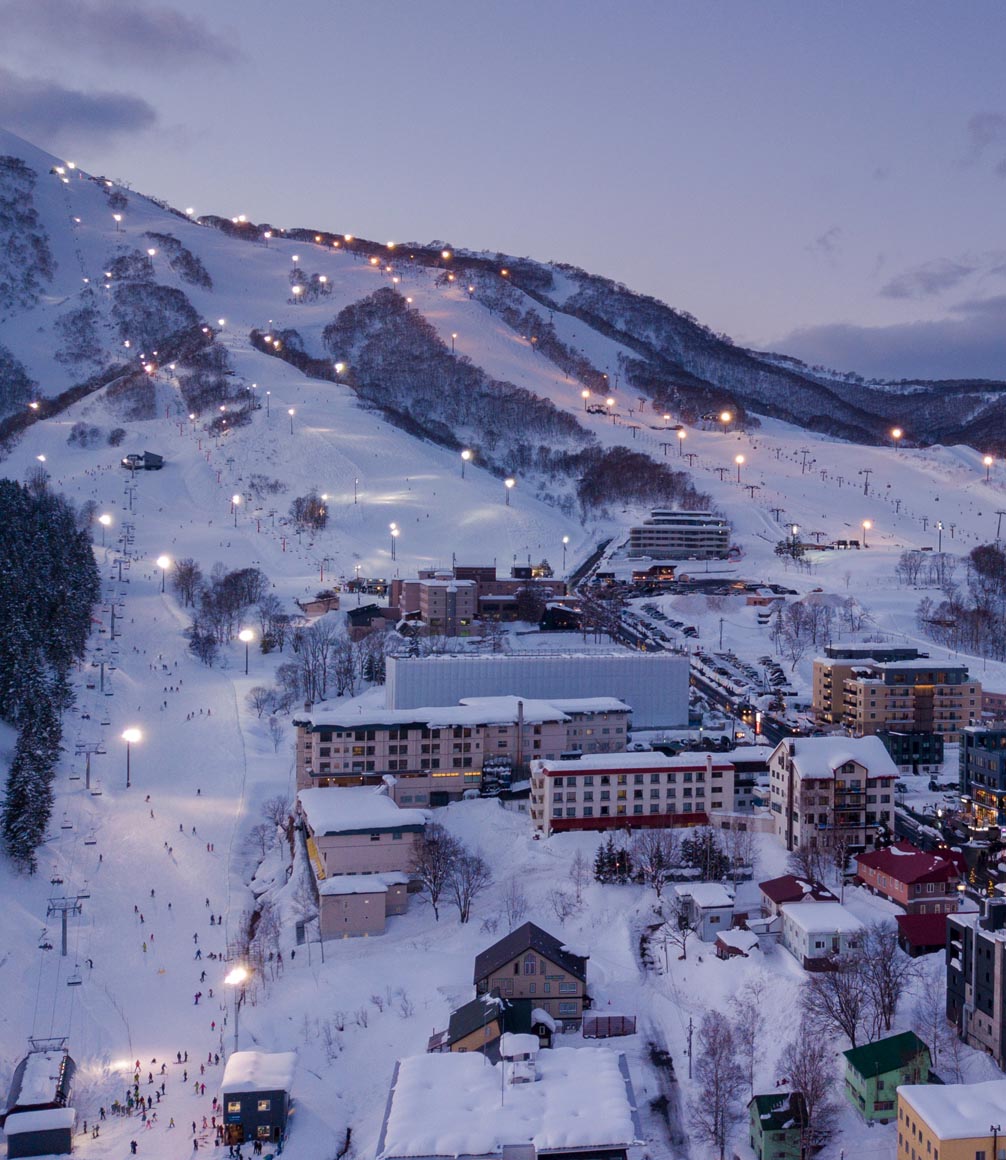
5, 127, 1006, 1160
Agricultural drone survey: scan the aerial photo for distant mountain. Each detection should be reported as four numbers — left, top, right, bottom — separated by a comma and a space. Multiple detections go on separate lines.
1, 124, 1004, 460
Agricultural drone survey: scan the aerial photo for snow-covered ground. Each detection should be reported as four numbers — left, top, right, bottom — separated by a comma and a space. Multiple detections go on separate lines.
2, 127, 1006, 1159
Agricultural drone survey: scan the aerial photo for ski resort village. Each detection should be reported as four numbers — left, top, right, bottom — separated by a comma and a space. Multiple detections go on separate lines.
0, 21, 1005, 1157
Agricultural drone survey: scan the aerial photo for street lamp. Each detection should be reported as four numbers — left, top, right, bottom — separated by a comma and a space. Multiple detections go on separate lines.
719, 410, 732, 432
562, 535, 570, 572
891, 426, 903, 449
451, 332, 458, 354
238, 628, 254, 675
862, 519, 872, 548
581, 389, 590, 411
112, 213, 122, 232
121, 728, 141, 789
461, 449, 472, 478
391, 526, 399, 560
288, 407, 295, 435
231, 494, 241, 527
663, 413, 671, 429
734, 453, 745, 483
937, 520, 944, 552
504, 477, 515, 506
985, 455, 994, 483
156, 554, 170, 593
677, 429, 686, 456
224, 966, 250, 1052
98, 513, 112, 546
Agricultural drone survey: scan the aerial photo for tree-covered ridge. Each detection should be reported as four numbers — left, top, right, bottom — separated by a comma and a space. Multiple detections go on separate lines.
0, 155, 55, 322
0, 478, 100, 871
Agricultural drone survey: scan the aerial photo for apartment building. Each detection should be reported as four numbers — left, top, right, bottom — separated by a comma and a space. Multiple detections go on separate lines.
390, 566, 567, 628
855, 841, 962, 914
294, 696, 631, 803
769, 735, 897, 852
897, 1079, 1006, 1160
626, 509, 730, 560
812, 650, 980, 743
530, 751, 735, 834
946, 901, 1006, 1067
960, 724, 1006, 825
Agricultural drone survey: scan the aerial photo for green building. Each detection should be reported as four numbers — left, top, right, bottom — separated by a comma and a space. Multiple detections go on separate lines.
842, 1030, 931, 1123
748, 1092, 806, 1160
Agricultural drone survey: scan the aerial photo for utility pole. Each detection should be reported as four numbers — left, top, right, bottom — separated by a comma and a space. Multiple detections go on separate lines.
719, 618, 724, 649
860, 468, 873, 495
997, 511, 1006, 541
47, 895, 84, 956
770, 507, 784, 521
715, 467, 728, 481
684, 453, 698, 467
659, 442, 673, 457
687, 1017, 694, 1079
744, 484, 760, 499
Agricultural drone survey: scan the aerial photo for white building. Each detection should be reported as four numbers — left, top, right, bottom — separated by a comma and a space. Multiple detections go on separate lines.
627, 510, 730, 560
386, 653, 689, 729
769, 735, 897, 853
674, 882, 735, 942
780, 901, 864, 968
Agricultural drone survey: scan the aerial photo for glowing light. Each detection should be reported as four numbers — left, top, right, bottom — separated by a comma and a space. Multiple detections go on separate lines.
217, 318, 226, 326
146, 248, 157, 257
238, 629, 254, 644
122, 728, 141, 744
156, 554, 171, 570
225, 965, 249, 986
719, 410, 732, 425
98, 514, 112, 527
441, 250, 452, 260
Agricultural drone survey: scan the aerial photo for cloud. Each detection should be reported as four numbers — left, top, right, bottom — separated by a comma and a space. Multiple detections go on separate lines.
807, 226, 842, 265
0, 68, 156, 146
965, 111, 1006, 176
880, 257, 979, 300
0, 0, 237, 68
778, 295, 1006, 382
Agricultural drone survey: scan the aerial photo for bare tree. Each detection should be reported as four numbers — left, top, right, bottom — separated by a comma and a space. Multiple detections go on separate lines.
788, 834, 829, 885
246, 685, 273, 718
664, 893, 698, 961
569, 849, 590, 904
912, 957, 956, 1078
268, 716, 285, 753
500, 877, 529, 931
688, 1011, 746, 1160
730, 978, 766, 1096
448, 848, 493, 924
410, 822, 461, 921
777, 1017, 840, 1158
631, 828, 679, 898
244, 822, 275, 860
171, 557, 203, 607
261, 795, 291, 826
801, 954, 876, 1048
548, 888, 579, 924
860, 922, 919, 1033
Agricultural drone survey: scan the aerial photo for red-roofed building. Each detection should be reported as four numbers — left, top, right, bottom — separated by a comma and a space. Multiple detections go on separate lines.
758, 874, 838, 917
895, 912, 951, 957
855, 841, 961, 914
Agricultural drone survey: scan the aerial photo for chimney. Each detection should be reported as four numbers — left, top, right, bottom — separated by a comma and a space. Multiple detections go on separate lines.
706, 754, 713, 776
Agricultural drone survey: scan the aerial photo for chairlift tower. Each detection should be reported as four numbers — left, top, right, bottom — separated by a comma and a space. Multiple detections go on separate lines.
46, 896, 84, 957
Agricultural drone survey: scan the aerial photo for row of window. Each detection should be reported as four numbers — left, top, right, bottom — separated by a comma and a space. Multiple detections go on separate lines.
552, 803, 719, 817
553, 787, 709, 803
551, 771, 721, 786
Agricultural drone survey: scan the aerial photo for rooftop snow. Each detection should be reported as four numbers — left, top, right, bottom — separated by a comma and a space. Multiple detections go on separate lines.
675, 882, 734, 909
19, 1052, 64, 1105
298, 695, 629, 730
3, 1107, 76, 1134
780, 901, 865, 933
535, 751, 732, 773
378, 1048, 637, 1159
298, 787, 428, 834
775, 735, 898, 780
221, 1050, 296, 1094
318, 872, 409, 896
898, 1078, 1006, 1139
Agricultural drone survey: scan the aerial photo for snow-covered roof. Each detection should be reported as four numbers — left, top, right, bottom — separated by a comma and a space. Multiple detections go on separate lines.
535, 751, 732, 773
377, 1048, 638, 1159
3, 1107, 76, 1134
531, 1008, 557, 1032
780, 901, 864, 934
221, 1051, 296, 1094
298, 787, 428, 834
318, 872, 409, 896
716, 928, 759, 953
19, 1052, 64, 1105
773, 735, 898, 780
499, 1033, 539, 1057
298, 695, 628, 730
899, 1078, 1006, 1139
675, 882, 734, 909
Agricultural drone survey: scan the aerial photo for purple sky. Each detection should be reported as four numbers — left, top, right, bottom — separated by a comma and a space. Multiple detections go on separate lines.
2, 0, 1004, 381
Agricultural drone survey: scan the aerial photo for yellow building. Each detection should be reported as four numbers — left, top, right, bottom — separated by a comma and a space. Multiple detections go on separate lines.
898, 1078, 1006, 1160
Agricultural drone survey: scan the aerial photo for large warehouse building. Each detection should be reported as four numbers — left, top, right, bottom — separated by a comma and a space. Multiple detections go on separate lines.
385, 653, 689, 728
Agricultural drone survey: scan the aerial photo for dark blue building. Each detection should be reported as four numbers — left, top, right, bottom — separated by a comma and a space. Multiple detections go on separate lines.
960, 724, 1006, 826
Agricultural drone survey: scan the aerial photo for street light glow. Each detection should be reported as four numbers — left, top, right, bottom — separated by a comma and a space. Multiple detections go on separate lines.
122, 728, 141, 744
719, 410, 732, 425
99, 514, 112, 527
225, 966, 249, 986
156, 554, 170, 569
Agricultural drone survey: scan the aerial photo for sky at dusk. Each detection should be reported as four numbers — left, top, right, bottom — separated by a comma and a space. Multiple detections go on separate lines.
1, 0, 1004, 381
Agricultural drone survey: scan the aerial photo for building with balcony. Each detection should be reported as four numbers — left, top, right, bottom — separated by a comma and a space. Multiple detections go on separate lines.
530, 752, 734, 834
960, 724, 1006, 826
626, 510, 730, 560
768, 735, 897, 853
946, 900, 1006, 1067
812, 653, 980, 743
294, 696, 631, 802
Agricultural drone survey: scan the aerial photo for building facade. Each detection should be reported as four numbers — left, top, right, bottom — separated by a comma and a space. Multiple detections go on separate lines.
855, 842, 961, 914
473, 923, 588, 1023
960, 724, 1006, 825
812, 655, 980, 743
530, 752, 735, 834
946, 902, 1006, 1067
626, 510, 730, 560
769, 736, 898, 852
294, 696, 631, 801
779, 901, 864, 969
385, 653, 690, 729
220, 1051, 295, 1149
842, 1032, 930, 1124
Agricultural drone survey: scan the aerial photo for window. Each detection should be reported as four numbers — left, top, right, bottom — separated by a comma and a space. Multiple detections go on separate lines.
257, 1099, 271, 1112
227, 1101, 241, 1114
257, 1126, 272, 1140
559, 982, 578, 993
369, 833, 381, 842
523, 954, 536, 975
558, 1001, 577, 1015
